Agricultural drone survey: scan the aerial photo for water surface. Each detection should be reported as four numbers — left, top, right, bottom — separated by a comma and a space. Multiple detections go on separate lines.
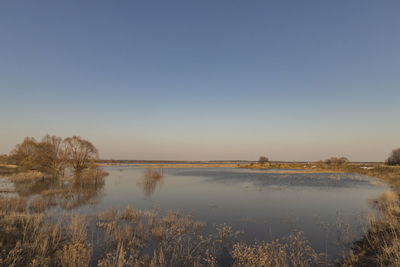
1, 166, 388, 261
73, 166, 387, 260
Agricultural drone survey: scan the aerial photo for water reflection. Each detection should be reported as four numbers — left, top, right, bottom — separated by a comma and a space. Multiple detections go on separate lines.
63, 169, 107, 209
137, 168, 164, 198
5, 167, 107, 211
173, 169, 377, 189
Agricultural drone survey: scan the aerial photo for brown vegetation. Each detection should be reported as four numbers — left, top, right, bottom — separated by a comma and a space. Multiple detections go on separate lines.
0, 196, 324, 267
258, 156, 269, 164
64, 136, 98, 173
138, 168, 164, 198
340, 191, 400, 266
325, 157, 349, 166
387, 148, 400, 166
7, 134, 99, 177
232, 231, 322, 266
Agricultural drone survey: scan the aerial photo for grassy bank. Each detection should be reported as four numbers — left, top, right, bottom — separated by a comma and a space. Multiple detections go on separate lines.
241, 162, 400, 189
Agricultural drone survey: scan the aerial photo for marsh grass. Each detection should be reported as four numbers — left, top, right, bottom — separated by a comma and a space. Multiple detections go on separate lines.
10, 170, 53, 182
0, 193, 327, 267
94, 206, 324, 266
0, 211, 92, 267
0, 197, 26, 213
29, 198, 49, 213
340, 190, 400, 266
136, 168, 164, 198
231, 231, 323, 267
0, 188, 16, 194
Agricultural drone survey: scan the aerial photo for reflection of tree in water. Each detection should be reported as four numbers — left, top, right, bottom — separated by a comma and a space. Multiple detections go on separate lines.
9, 167, 108, 211
138, 168, 164, 198
63, 167, 107, 209
12, 177, 58, 198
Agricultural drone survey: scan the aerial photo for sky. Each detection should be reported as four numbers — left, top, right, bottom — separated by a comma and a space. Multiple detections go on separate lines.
0, 1, 399, 161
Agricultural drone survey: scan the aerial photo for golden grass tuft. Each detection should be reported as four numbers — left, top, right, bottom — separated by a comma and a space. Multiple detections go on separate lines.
10, 171, 52, 182
0, 197, 26, 213
231, 231, 323, 267
341, 191, 400, 266
29, 198, 48, 213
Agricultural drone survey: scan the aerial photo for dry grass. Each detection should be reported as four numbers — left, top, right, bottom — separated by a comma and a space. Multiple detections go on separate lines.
94, 206, 324, 266
29, 198, 47, 213
0, 210, 93, 267
340, 190, 400, 266
10, 170, 52, 182
0, 197, 26, 213
138, 168, 164, 198
58, 215, 92, 267
41, 188, 69, 196
242, 162, 400, 187
231, 231, 323, 267
0, 188, 16, 193
0, 196, 329, 267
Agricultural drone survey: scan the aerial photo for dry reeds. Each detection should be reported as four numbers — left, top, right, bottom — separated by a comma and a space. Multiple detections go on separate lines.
341, 190, 400, 266
0, 197, 26, 213
231, 231, 322, 267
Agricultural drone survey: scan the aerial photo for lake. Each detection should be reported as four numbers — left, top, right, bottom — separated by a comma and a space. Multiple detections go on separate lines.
66, 166, 388, 261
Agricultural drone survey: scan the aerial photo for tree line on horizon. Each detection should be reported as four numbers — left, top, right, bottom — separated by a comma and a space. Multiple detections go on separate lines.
257, 149, 400, 166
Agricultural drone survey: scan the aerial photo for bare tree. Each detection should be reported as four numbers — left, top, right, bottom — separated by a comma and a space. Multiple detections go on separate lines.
64, 136, 99, 173
325, 156, 349, 165
387, 148, 400, 166
0, 154, 8, 164
259, 156, 269, 164
9, 137, 39, 170
37, 135, 68, 177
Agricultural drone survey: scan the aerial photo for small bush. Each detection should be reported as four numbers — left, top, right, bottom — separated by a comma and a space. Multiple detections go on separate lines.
387, 148, 400, 166
258, 156, 269, 164
325, 157, 349, 165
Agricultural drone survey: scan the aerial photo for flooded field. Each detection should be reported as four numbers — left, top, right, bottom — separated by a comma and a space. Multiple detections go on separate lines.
0, 166, 388, 264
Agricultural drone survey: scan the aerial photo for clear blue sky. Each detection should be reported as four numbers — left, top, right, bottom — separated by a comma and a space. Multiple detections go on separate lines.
1, 1, 399, 161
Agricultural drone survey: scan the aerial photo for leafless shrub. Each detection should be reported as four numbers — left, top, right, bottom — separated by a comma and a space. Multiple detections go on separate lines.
386, 148, 400, 166
325, 157, 349, 166
231, 231, 322, 267
258, 156, 269, 164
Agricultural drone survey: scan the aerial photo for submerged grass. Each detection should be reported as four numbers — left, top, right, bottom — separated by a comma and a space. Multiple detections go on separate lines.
0, 198, 324, 267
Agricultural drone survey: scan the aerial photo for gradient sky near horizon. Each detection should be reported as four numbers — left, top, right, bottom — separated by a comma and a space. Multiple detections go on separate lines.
1, 1, 399, 161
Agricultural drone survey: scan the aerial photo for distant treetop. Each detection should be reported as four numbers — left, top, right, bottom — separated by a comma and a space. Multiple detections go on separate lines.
387, 148, 400, 166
